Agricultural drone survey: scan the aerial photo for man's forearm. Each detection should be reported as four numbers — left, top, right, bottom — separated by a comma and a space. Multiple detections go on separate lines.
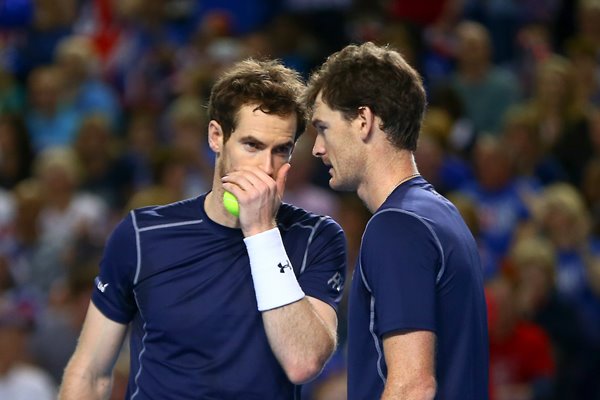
59, 362, 113, 400
262, 297, 337, 384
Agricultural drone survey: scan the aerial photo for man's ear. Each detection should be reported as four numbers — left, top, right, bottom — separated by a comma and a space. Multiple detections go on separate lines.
357, 106, 376, 142
208, 120, 224, 153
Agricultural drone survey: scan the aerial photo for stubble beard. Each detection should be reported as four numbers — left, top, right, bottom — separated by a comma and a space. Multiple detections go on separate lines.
217, 150, 232, 181
329, 168, 358, 193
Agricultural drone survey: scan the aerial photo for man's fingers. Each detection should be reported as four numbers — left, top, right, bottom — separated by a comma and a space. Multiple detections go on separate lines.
276, 163, 291, 198
222, 169, 272, 201
221, 173, 254, 197
225, 167, 277, 192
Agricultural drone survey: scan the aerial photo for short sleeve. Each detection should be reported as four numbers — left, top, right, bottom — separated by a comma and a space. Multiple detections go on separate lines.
297, 217, 347, 312
361, 210, 441, 337
91, 212, 138, 324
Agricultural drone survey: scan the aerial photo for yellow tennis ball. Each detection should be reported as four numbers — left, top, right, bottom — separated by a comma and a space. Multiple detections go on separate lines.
223, 191, 239, 217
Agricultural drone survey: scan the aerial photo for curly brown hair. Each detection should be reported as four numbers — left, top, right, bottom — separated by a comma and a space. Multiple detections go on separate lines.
207, 59, 307, 142
303, 42, 426, 151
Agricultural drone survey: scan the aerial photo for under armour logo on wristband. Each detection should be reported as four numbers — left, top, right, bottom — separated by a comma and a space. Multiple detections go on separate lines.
278, 261, 291, 273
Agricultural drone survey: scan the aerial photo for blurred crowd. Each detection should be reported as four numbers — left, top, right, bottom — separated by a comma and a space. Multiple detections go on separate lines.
0, 0, 599, 399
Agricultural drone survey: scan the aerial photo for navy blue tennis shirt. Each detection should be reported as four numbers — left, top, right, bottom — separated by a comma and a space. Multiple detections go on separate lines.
348, 176, 489, 399
92, 194, 346, 399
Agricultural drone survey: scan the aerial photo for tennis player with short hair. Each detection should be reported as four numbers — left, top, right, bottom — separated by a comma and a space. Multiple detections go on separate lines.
304, 42, 489, 400
59, 59, 346, 400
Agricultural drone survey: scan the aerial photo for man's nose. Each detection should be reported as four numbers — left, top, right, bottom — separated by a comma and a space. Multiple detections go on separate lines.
312, 134, 325, 158
258, 152, 275, 176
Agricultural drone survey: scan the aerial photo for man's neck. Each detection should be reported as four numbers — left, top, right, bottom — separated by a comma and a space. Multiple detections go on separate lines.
357, 148, 419, 213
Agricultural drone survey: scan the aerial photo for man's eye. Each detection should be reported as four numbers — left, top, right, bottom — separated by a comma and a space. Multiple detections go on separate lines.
276, 147, 293, 157
243, 142, 259, 150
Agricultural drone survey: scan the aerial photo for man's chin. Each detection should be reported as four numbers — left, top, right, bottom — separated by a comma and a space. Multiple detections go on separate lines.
329, 178, 354, 192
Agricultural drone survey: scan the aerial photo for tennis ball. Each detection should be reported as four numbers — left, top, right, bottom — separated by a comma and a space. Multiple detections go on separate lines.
223, 191, 240, 217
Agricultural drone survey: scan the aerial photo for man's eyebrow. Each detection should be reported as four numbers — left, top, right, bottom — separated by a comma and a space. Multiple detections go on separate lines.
238, 135, 263, 143
239, 135, 294, 148
274, 140, 295, 150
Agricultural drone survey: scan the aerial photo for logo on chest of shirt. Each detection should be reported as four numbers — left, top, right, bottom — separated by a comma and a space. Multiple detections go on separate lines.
278, 260, 292, 273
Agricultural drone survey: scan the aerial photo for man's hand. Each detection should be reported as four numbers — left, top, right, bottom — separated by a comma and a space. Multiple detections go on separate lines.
221, 163, 291, 237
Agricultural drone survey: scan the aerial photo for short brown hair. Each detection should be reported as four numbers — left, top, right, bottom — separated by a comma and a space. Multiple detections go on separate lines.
304, 42, 426, 151
208, 59, 307, 142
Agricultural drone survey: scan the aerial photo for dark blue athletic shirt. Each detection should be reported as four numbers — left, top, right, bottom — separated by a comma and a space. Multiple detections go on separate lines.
92, 194, 346, 400
347, 177, 489, 399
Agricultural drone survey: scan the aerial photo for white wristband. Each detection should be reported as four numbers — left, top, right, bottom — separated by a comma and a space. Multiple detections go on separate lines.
244, 228, 305, 311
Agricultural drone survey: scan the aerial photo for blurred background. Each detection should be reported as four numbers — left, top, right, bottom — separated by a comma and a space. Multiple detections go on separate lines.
0, 0, 599, 399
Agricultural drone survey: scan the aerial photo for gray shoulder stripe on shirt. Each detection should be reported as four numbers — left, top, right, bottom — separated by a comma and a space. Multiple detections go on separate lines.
131, 290, 149, 399
131, 210, 142, 285
370, 294, 387, 385
300, 217, 325, 274
367, 208, 446, 284
132, 218, 203, 284
357, 256, 386, 385
138, 219, 203, 232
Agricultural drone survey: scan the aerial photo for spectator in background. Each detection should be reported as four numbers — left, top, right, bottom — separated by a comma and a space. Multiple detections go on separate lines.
0, 114, 33, 189
514, 55, 593, 186
534, 184, 600, 345
0, 180, 43, 297
25, 66, 81, 152
486, 276, 555, 400
34, 147, 108, 244
53, 35, 121, 129
98, 0, 188, 113
463, 0, 561, 64
448, 21, 520, 136
175, 9, 247, 97
459, 135, 533, 280
511, 23, 554, 99
507, 236, 589, 399
534, 183, 600, 398
11, 0, 77, 81
0, 294, 56, 400
164, 96, 213, 198
501, 107, 567, 189
29, 147, 108, 297
118, 110, 162, 194
73, 113, 130, 211
30, 261, 98, 384
525, 55, 582, 149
